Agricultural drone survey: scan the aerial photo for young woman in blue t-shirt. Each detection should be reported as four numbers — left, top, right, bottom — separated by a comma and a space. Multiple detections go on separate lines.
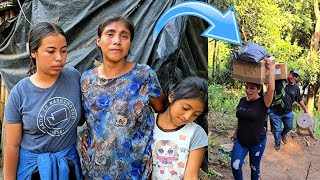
4, 22, 83, 179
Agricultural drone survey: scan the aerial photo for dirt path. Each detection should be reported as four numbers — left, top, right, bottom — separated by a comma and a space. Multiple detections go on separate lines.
210, 130, 320, 180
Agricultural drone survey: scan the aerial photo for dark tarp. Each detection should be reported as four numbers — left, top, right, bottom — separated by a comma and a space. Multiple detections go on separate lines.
0, 0, 208, 92
0, 0, 208, 171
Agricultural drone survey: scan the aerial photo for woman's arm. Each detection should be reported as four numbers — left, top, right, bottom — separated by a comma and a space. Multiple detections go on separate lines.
183, 147, 205, 179
263, 57, 275, 107
149, 91, 165, 112
4, 123, 22, 180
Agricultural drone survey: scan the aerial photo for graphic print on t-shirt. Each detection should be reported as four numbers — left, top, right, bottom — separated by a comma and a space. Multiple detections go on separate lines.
154, 140, 179, 175
37, 97, 77, 136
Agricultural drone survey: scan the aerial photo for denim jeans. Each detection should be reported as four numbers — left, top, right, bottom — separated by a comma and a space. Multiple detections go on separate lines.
231, 136, 267, 180
269, 110, 294, 145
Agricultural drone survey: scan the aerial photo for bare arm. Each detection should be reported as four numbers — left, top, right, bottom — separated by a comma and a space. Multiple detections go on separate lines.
299, 100, 308, 113
184, 147, 205, 179
263, 57, 275, 107
4, 123, 22, 180
149, 91, 165, 112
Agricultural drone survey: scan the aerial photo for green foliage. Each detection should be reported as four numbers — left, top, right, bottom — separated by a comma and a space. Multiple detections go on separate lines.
208, 0, 233, 12
209, 138, 220, 147
208, 0, 320, 138
209, 83, 243, 112
208, 0, 315, 84
208, 39, 237, 85
208, 168, 223, 179
209, 83, 244, 134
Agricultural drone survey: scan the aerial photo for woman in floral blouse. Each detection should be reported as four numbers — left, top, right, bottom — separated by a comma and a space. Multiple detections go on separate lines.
80, 16, 164, 179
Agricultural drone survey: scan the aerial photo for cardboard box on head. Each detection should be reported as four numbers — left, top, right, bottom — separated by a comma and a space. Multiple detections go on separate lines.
232, 60, 287, 84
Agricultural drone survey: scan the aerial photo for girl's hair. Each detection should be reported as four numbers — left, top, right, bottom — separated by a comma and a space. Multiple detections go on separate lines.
28, 22, 67, 75
97, 16, 135, 42
165, 76, 208, 110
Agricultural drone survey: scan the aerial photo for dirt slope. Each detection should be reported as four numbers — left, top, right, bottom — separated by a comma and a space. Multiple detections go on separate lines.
210, 129, 320, 180
209, 111, 320, 180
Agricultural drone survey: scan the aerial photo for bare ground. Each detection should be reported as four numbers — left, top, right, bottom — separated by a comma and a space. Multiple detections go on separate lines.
209, 111, 320, 180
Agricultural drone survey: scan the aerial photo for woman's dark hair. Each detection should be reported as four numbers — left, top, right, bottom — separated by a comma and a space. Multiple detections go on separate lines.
97, 16, 135, 42
28, 22, 66, 75
165, 76, 208, 110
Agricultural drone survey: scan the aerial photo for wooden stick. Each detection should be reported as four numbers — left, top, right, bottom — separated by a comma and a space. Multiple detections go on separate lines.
4, 88, 8, 103
305, 162, 312, 180
9, 9, 15, 18
4, 10, 10, 21
1, 80, 5, 103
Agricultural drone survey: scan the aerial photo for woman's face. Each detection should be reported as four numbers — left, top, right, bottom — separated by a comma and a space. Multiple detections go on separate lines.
245, 83, 260, 101
96, 21, 131, 63
31, 33, 67, 76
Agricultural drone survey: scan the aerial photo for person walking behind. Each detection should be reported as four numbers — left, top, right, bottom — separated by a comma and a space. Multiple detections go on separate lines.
269, 69, 308, 151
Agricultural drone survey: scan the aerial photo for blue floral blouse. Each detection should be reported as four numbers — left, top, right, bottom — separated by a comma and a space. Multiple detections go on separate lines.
80, 64, 161, 179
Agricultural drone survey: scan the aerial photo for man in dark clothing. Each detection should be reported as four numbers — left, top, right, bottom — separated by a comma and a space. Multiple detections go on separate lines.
269, 70, 308, 151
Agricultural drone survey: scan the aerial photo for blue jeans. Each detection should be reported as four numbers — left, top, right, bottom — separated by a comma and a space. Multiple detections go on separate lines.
231, 136, 267, 180
269, 110, 294, 145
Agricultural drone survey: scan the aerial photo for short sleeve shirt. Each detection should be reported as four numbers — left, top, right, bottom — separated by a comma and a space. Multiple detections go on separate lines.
271, 80, 302, 115
236, 96, 267, 146
81, 64, 161, 179
151, 119, 208, 179
5, 67, 82, 153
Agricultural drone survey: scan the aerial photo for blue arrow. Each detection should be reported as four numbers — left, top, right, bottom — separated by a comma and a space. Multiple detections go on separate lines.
153, 2, 242, 45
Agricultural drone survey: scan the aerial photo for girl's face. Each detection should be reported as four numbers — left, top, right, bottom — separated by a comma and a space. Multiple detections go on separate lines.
31, 33, 67, 76
97, 21, 131, 63
168, 97, 205, 127
245, 83, 260, 101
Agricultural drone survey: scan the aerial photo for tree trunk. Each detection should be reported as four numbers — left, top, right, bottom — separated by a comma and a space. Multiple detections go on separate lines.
215, 41, 220, 75
311, 0, 320, 52
306, 0, 320, 115
307, 84, 315, 115
318, 87, 320, 117
212, 40, 218, 77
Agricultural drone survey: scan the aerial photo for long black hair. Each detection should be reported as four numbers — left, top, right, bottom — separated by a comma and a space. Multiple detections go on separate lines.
164, 76, 208, 120
28, 22, 66, 75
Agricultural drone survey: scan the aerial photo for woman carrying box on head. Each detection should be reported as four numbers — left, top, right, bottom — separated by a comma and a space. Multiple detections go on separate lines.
230, 57, 275, 180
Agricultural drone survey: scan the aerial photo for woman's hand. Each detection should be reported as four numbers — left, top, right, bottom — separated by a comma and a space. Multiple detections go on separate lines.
82, 133, 88, 154
265, 56, 275, 70
230, 134, 236, 142
264, 56, 275, 107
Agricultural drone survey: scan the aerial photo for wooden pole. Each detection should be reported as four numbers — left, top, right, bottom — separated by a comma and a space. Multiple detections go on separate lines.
4, 10, 10, 21
0, 77, 8, 165
9, 9, 15, 19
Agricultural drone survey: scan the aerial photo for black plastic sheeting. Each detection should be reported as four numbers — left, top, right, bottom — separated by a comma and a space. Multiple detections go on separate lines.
0, 0, 208, 171
0, 0, 208, 92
